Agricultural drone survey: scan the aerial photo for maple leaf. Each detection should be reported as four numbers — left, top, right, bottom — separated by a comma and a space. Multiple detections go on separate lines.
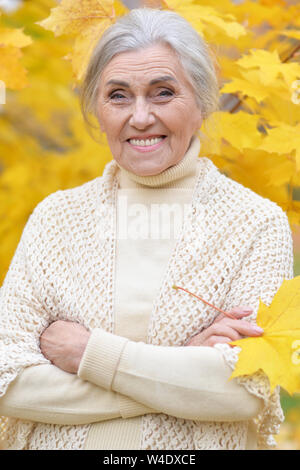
0, 13, 32, 90
36, 0, 128, 81
0, 46, 29, 89
221, 73, 271, 103
229, 276, 300, 396
0, 27, 32, 49
160, 0, 247, 41
214, 110, 263, 151
236, 49, 300, 87
258, 123, 300, 171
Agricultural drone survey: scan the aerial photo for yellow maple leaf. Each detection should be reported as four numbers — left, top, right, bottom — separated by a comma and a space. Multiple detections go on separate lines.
221, 73, 271, 103
0, 45, 29, 90
63, 19, 112, 83
237, 49, 300, 88
263, 158, 295, 188
36, 0, 114, 36
0, 13, 33, 90
258, 94, 300, 128
230, 276, 300, 396
161, 0, 247, 41
222, 65, 297, 106
215, 110, 263, 151
36, 0, 128, 81
258, 123, 300, 171
0, 27, 33, 48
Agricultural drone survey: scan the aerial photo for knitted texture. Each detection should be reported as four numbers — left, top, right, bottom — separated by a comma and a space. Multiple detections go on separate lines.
0, 156, 293, 450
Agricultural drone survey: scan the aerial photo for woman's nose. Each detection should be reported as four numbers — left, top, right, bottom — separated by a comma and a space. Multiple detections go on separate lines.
129, 97, 155, 129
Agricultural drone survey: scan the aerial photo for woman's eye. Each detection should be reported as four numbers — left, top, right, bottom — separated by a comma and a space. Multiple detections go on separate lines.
153, 89, 174, 101
159, 90, 173, 96
109, 92, 126, 101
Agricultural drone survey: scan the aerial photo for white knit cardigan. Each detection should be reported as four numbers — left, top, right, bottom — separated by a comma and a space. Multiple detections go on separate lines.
0, 155, 293, 450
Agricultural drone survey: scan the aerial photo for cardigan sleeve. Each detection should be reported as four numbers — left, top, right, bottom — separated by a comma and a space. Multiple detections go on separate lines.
0, 200, 155, 425
78, 328, 263, 422
0, 363, 155, 425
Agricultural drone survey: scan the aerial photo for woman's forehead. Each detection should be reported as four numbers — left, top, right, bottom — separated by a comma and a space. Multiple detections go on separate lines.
100, 44, 189, 88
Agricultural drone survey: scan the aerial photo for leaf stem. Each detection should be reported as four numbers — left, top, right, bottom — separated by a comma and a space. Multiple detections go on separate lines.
172, 285, 236, 319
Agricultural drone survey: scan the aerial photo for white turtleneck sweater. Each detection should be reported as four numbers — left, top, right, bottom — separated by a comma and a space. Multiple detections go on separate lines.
0, 137, 263, 450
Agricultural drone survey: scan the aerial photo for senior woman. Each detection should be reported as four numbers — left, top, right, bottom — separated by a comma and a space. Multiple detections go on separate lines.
0, 8, 293, 450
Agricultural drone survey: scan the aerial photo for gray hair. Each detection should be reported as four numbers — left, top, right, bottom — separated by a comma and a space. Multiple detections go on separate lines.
79, 7, 220, 136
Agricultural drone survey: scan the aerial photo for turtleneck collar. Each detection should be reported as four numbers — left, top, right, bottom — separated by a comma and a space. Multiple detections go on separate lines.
116, 136, 201, 189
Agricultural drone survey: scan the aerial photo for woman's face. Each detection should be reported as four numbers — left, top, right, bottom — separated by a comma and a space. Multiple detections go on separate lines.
96, 43, 203, 176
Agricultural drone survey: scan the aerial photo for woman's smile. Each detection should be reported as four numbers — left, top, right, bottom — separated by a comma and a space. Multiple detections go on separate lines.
126, 135, 166, 152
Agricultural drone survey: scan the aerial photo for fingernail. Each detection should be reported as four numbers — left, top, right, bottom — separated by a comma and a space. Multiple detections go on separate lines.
252, 326, 264, 334
241, 307, 253, 313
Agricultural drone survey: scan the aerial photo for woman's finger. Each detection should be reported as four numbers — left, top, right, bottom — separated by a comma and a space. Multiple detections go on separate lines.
208, 323, 243, 342
220, 319, 263, 337
214, 307, 252, 323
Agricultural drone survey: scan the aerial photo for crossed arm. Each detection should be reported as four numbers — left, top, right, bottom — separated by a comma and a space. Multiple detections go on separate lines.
0, 306, 264, 426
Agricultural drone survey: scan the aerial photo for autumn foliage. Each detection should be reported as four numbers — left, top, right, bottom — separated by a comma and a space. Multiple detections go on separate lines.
0, 0, 300, 449
0, 0, 300, 284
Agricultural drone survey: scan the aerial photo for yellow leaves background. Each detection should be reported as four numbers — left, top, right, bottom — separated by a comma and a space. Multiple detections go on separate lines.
0, 12, 32, 89
0, 0, 300, 449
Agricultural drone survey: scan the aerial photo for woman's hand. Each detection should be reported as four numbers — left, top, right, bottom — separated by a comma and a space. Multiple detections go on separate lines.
40, 320, 91, 374
184, 306, 263, 347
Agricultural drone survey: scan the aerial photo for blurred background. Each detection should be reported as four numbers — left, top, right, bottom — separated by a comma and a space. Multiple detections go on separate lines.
281, 232, 300, 449
0, 0, 300, 449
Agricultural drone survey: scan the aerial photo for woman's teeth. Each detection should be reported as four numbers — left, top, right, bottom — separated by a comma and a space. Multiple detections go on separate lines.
129, 137, 164, 147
